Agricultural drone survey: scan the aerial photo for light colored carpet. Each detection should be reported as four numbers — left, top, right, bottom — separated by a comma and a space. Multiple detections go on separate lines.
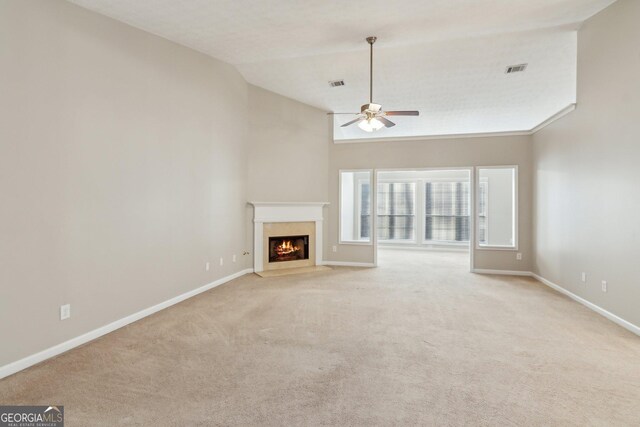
1, 250, 639, 426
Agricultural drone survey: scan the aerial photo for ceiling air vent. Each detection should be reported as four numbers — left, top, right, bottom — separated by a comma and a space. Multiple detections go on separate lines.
505, 64, 527, 74
329, 80, 345, 87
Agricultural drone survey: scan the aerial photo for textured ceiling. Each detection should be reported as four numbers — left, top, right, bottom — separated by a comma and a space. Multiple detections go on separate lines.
68, 0, 616, 141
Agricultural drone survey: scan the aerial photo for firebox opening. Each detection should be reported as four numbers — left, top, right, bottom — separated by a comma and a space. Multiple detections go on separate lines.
268, 235, 309, 263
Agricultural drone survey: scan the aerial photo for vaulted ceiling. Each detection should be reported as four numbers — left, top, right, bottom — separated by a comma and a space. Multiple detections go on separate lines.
68, 0, 616, 141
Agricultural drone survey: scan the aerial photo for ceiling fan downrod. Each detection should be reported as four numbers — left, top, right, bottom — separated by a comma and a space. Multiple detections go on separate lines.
366, 36, 376, 104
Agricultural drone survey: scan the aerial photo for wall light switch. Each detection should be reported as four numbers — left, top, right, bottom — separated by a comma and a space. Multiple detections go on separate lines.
601, 280, 607, 292
205, 262, 210, 271
232, 254, 236, 263
516, 253, 522, 260
581, 272, 587, 283
332, 245, 337, 253
219, 257, 224, 266
60, 304, 71, 320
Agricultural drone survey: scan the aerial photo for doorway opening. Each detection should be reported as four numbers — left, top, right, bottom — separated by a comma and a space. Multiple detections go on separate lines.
374, 169, 472, 271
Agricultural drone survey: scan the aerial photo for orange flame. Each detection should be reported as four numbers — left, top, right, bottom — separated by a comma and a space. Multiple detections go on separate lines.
275, 240, 299, 256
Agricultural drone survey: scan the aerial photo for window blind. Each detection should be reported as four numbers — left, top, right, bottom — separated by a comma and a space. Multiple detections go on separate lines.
425, 182, 470, 243
377, 182, 416, 240
360, 182, 371, 239
478, 181, 488, 244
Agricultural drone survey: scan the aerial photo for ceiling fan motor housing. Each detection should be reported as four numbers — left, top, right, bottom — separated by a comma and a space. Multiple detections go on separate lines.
361, 103, 382, 114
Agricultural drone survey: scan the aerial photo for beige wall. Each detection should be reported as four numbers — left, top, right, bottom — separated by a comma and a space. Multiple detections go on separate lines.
245, 85, 330, 256
5, 0, 607, 372
532, 0, 640, 327
247, 85, 329, 203
0, 0, 250, 366
327, 136, 533, 271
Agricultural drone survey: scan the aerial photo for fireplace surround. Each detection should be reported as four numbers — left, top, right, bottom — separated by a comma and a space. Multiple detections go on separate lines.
249, 202, 328, 273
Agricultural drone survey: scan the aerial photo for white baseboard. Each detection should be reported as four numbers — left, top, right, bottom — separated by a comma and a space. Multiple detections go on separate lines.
0, 268, 254, 380
473, 269, 639, 336
472, 268, 531, 276
3, 266, 635, 380
322, 261, 376, 268
531, 273, 640, 337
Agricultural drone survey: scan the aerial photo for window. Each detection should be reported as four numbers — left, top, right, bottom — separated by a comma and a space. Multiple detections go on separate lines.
377, 182, 416, 241
343, 170, 482, 246
478, 180, 488, 244
477, 167, 517, 249
359, 180, 371, 239
340, 170, 372, 243
425, 181, 470, 243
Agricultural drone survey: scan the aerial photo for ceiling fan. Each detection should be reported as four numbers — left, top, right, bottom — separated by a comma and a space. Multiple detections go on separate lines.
329, 36, 419, 132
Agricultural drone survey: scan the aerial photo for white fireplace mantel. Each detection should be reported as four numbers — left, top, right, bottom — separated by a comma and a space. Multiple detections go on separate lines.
249, 202, 329, 273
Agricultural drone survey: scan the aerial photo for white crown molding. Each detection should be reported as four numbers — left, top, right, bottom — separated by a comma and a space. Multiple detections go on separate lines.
333, 103, 577, 144
334, 130, 532, 144
0, 268, 254, 380
529, 103, 576, 133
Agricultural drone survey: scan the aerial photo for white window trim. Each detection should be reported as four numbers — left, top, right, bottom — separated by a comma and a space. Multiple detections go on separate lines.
339, 169, 373, 246
475, 165, 518, 251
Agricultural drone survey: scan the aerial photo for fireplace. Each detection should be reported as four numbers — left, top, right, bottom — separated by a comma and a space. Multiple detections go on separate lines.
250, 202, 328, 273
269, 235, 309, 263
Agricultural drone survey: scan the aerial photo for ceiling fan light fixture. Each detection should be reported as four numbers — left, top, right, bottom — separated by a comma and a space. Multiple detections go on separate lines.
358, 117, 384, 132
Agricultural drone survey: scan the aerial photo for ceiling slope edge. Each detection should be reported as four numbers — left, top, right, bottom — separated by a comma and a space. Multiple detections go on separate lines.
333, 103, 576, 144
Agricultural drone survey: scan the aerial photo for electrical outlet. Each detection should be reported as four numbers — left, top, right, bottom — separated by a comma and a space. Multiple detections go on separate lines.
60, 304, 71, 320
219, 257, 224, 266
601, 280, 607, 292
516, 253, 522, 261
332, 245, 337, 253
232, 254, 236, 263
205, 262, 210, 271
581, 272, 587, 283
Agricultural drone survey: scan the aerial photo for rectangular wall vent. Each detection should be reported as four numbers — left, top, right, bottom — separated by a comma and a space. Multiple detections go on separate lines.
505, 64, 527, 74
329, 80, 345, 87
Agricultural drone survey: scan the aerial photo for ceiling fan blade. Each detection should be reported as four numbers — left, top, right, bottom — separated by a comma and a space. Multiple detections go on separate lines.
377, 116, 396, 128
384, 111, 420, 116
341, 117, 364, 127
327, 112, 360, 115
